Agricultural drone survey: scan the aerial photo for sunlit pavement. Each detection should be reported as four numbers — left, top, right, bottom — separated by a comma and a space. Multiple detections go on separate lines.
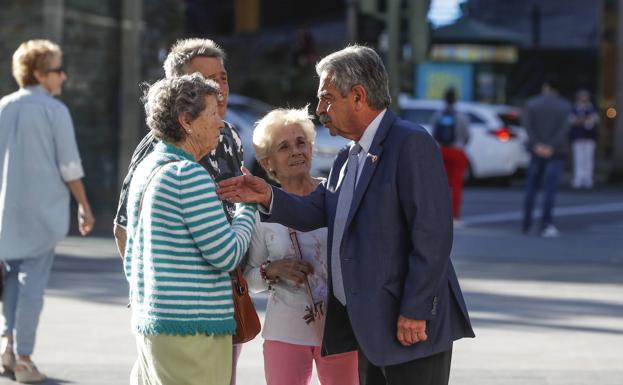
0, 186, 621, 385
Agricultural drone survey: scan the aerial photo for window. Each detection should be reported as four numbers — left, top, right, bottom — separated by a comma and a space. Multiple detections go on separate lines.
401, 108, 436, 124
466, 112, 485, 124
498, 112, 521, 127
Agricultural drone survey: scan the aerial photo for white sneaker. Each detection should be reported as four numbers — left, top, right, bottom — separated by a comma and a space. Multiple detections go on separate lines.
541, 224, 559, 238
14, 360, 46, 384
1, 349, 15, 373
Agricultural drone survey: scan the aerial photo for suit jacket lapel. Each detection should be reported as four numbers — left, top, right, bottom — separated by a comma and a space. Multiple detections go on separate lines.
346, 110, 396, 229
327, 146, 350, 194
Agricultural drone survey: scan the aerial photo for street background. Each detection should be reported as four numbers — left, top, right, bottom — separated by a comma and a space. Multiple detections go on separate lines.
2, 0, 623, 384
0, 185, 620, 385
3, 0, 623, 230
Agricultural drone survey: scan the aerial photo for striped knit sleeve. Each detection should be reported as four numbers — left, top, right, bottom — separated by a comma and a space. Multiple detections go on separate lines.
176, 161, 257, 272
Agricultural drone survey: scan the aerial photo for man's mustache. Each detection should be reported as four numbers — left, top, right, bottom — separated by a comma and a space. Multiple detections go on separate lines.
318, 114, 331, 126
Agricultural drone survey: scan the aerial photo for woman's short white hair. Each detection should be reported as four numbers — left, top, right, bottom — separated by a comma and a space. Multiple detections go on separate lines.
253, 106, 316, 179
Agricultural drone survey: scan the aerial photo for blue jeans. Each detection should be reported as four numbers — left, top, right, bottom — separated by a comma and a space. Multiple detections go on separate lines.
522, 156, 565, 231
1, 250, 55, 356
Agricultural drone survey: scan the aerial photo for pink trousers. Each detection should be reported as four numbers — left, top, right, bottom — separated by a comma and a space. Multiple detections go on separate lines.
263, 340, 358, 385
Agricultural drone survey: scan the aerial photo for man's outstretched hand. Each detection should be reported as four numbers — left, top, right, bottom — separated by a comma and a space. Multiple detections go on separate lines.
217, 167, 272, 207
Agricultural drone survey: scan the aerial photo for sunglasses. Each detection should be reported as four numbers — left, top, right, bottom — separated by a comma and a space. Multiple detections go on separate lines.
46, 67, 65, 74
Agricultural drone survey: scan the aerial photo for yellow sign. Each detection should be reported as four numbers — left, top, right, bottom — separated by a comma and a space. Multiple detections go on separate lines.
430, 44, 518, 63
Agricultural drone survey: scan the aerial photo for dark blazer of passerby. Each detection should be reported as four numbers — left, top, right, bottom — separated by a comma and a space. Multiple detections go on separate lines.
0, 39, 95, 383
521, 80, 572, 237
430, 87, 470, 226
523, 84, 571, 159
218, 45, 475, 385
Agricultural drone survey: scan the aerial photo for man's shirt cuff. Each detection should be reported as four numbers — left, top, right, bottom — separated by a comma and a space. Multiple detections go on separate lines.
258, 186, 274, 215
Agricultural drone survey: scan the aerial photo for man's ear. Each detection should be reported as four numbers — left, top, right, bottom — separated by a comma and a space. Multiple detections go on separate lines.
351, 85, 367, 108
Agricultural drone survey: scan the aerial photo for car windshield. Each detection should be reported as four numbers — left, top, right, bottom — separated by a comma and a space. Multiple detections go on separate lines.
401, 108, 436, 124
228, 102, 271, 124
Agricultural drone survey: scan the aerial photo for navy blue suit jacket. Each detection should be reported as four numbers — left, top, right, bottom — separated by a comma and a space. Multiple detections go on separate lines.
265, 110, 474, 366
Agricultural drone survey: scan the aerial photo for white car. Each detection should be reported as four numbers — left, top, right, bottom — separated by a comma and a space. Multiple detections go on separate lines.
226, 94, 341, 182
310, 97, 529, 181
490, 104, 531, 169
311, 125, 350, 177
399, 96, 530, 181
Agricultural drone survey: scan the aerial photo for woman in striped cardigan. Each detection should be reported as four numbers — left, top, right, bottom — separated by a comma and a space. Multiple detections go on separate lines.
125, 74, 257, 385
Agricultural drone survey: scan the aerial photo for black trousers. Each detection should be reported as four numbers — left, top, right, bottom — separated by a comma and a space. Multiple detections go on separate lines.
326, 297, 453, 385
358, 346, 453, 385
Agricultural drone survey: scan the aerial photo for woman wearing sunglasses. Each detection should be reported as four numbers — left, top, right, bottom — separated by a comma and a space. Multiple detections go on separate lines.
0, 39, 95, 383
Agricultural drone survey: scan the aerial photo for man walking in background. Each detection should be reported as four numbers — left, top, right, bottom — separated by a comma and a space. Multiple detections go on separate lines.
521, 79, 572, 237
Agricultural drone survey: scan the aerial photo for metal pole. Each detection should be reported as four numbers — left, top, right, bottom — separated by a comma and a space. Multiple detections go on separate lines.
346, 0, 358, 43
386, 0, 400, 111
613, 0, 623, 178
43, 0, 64, 43
118, 0, 143, 189
409, 0, 430, 96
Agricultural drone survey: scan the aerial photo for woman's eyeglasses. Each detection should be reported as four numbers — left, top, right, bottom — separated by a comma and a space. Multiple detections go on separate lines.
46, 67, 65, 74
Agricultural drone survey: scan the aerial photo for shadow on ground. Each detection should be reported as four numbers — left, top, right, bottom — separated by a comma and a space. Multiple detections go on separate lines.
47, 254, 128, 306
465, 290, 623, 335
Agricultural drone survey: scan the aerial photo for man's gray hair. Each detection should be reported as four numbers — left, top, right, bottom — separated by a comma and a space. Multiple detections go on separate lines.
143, 73, 220, 143
163, 38, 226, 78
315, 45, 391, 110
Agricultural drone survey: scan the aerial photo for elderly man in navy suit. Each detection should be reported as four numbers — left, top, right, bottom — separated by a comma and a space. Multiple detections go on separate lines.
218, 45, 474, 385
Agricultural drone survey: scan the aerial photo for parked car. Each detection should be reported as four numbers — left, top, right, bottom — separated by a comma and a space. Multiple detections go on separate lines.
491, 104, 530, 169
310, 125, 350, 177
399, 95, 530, 182
226, 94, 342, 182
225, 94, 272, 178
309, 97, 530, 182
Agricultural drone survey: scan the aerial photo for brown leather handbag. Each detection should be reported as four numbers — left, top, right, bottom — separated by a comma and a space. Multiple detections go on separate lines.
231, 266, 261, 344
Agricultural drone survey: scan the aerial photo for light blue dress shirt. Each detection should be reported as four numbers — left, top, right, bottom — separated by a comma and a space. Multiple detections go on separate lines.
0, 86, 84, 260
353, 109, 386, 185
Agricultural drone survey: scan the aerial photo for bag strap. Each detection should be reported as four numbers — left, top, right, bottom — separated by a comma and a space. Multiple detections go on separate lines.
136, 160, 178, 229
231, 266, 248, 295
287, 228, 319, 312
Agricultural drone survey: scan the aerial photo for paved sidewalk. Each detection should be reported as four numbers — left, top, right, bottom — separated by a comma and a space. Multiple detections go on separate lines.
0, 200, 621, 385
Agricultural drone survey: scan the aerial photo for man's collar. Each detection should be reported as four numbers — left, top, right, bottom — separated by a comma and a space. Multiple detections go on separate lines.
355, 109, 387, 154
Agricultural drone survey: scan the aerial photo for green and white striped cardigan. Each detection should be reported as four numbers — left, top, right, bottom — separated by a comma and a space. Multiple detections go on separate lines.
124, 141, 257, 336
